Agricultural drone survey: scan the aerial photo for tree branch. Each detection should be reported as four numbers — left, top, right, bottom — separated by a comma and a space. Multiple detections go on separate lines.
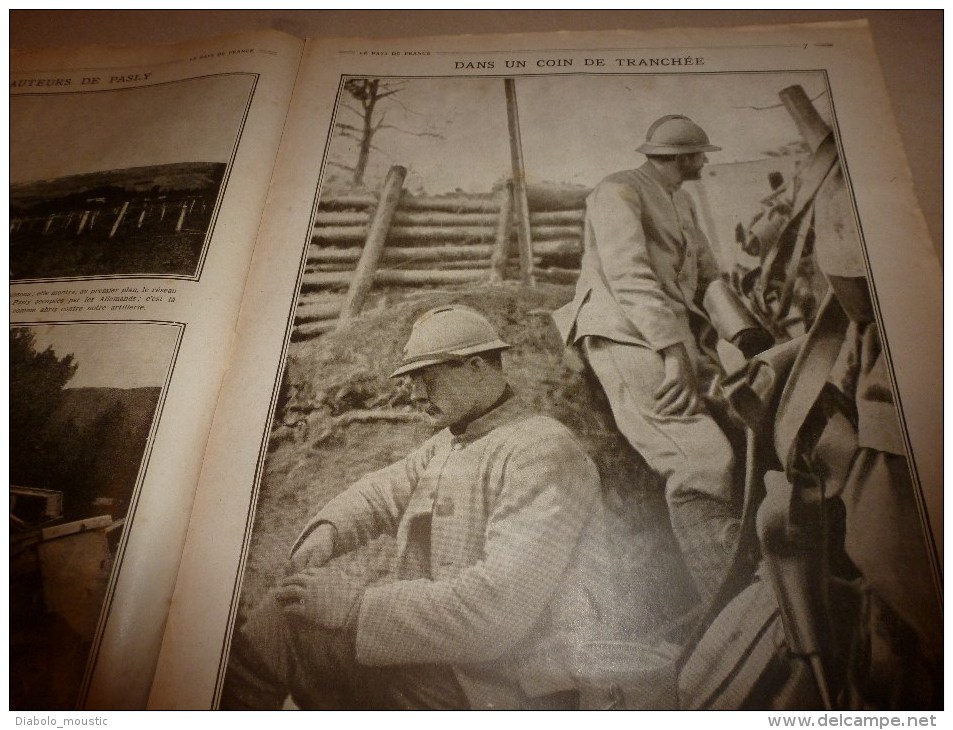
378, 124, 444, 139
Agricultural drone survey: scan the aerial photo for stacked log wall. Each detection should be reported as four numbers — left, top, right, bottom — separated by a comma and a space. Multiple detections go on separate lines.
295, 185, 588, 339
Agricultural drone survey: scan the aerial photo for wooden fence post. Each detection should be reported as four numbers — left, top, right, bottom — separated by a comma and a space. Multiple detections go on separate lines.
109, 201, 130, 238
175, 202, 188, 232
489, 180, 515, 282
336, 165, 407, 329
504, 78, 535, 287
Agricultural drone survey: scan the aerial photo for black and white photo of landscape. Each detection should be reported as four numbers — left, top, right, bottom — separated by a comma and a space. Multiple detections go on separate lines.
10, 74, 256, 282
10, 321, 182, 709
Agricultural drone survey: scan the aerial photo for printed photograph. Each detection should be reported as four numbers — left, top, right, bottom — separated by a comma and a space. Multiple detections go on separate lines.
221, 72, 941, 710
10, 321, 182, 709
10, 74, 255, 282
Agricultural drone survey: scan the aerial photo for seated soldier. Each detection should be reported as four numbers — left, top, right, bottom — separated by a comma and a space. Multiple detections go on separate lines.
222, 305, 612, 710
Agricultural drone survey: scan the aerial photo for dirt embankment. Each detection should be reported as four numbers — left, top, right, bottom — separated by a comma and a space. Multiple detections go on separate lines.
239, 283, 696, 639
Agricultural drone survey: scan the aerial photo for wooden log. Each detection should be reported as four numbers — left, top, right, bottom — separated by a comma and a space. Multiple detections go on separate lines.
402, 195, 499, 213
313, 211, 371, 226
528, 225, 582, 241
534, 239, 583, 257
304, 268, 488, 290
295, 311, 339, 326
402, 259, 530, 271
317, 196, 586, 223
308, 263, 355, 273
292, 320, 337, 340
320, 192, 501, 214
314, 224, 494, 242
295, 300, 342, 321
318, 192, 378, 210
313, 224, 576, 245
337, 166, 407, 328
308, 238, 579, 265
309, 243, 490, 264
529, 209, 585, 225
392, 210, 500, 226
311, 226, 367, 242
315, 210, 506, 227
504, 78, 535, 286
490, 181, 515, 283
534, 267, 582, 285
375, 269, 489, 285
525, 183, 590, 211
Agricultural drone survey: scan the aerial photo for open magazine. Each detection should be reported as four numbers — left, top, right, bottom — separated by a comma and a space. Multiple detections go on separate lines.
9, 22, 942, 711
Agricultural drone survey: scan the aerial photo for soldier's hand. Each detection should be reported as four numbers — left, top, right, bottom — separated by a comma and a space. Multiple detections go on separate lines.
276, 568, 364, 631
656, 343, 699, 417
288, 523, 336, 574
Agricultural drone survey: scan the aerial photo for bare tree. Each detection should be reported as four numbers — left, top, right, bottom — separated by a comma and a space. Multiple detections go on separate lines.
332, 78, 441, 187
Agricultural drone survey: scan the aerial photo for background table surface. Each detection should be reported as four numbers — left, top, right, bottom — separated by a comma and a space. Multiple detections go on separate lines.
10, 10, 942, 262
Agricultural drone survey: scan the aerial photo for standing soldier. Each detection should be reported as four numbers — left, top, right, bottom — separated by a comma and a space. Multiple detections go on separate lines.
553, 115, 738, 604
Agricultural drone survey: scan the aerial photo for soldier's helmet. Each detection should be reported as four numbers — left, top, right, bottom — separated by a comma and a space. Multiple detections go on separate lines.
390, 305, 510, 378
637, 115, 722, 155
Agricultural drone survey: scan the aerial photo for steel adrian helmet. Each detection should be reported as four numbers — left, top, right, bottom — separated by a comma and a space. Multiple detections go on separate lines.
390, 305, 511, 378
636, 115, 722, 155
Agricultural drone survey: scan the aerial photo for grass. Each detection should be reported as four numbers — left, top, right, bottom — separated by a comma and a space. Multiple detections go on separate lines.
11, 227, 209, 280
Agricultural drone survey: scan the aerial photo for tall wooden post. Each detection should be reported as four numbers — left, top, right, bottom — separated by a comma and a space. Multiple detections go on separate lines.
489, 180, 515, 282
336, 165, 407, 329
779, 85, 831, 152
175, 202, 188, 232
110, 201, 130, 238
504, 78, 535, 287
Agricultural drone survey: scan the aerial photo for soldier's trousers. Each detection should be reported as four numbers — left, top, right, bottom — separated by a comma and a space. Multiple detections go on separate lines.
581, 336, 737, 604
220, 590, 468, 710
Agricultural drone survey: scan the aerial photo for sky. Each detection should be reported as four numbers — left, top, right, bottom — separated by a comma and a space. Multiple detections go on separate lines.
326, 70, 831, 194
25, 322, 181, 389
10, 74, 254, 185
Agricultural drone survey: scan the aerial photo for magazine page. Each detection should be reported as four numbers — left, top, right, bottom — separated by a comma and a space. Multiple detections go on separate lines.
152, 21, 941, 712
9, 30, 305, 709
